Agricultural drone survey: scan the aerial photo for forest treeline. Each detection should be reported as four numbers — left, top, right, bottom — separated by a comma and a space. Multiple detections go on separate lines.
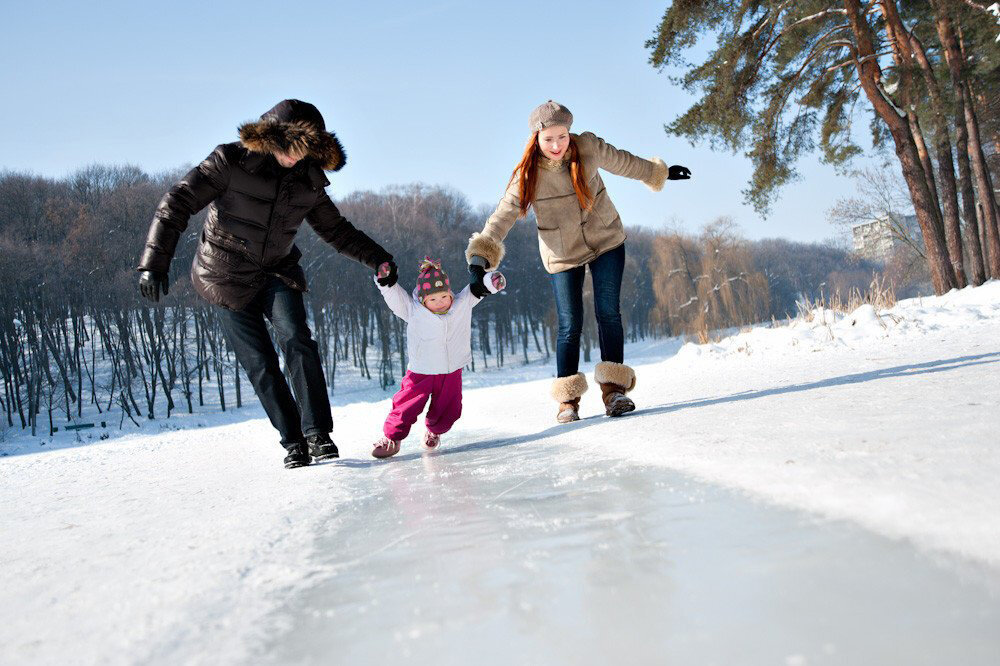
0, 166, 880, 434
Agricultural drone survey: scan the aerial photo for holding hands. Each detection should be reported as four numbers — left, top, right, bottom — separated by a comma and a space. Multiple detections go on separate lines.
376, 261, 398, 287
469, 262, 505, 298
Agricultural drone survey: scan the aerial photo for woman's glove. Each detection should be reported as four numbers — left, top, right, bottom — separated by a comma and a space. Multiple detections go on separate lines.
469, 262, 489, 298
668, 165, 692, 180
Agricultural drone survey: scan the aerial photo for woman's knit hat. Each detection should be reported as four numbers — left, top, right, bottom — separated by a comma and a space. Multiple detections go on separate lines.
529, 100, 573, 132
416, 257, 451, 302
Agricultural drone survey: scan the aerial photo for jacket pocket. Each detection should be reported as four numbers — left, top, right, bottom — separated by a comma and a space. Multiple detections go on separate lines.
206, 226, 249, 252
201, 232, 246, 268
536, 223, 564, 258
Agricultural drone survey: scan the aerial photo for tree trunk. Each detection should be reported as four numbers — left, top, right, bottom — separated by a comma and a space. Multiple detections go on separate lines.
956, 18, 1000, 276
907, 30, 967, 286
880, 1, 953, 288
847, 0, 955, 293
965, 90, 1000, 277
933, 0, 988, 284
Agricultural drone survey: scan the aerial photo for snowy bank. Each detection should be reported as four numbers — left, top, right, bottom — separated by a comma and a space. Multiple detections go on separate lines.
617, 281, 1000, 568
679, 280, 1000, 359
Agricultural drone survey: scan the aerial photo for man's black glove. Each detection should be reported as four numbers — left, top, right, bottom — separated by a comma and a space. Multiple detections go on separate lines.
376, 261, 398, 287
468, 263, 490, 299
139, 270, 169, 303
668, 165, 692, 180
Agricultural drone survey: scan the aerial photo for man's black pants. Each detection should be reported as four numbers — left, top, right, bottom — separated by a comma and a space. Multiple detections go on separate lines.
217, 276, 332, 448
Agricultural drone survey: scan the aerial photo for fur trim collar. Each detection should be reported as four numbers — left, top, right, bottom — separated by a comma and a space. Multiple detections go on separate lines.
238, 119, 346, 172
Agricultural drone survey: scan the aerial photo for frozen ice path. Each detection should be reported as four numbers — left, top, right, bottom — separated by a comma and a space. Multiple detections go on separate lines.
258, 391, 1000, 665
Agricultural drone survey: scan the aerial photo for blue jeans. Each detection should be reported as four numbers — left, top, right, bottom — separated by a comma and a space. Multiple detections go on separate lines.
217, 276, 332, 447
549, 243, 626, 378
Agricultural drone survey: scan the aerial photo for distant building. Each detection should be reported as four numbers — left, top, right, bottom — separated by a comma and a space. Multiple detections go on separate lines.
852, 212, 920, 261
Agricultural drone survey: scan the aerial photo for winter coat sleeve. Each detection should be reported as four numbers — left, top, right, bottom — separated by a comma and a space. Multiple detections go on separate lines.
465, 183, 518, 270
376, 281, 413, 322
306, 192, 393, 270
579, 132, 667, 191
452, 285, 481, 315
483, 183, 521, 246
137, 145, 231, 274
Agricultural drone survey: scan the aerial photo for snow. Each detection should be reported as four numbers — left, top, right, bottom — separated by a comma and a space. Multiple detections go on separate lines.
2, 282, 1000, 664
988, 2, 1000, 41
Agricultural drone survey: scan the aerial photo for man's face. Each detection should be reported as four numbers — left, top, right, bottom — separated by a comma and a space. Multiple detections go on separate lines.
274, 146, 307, 168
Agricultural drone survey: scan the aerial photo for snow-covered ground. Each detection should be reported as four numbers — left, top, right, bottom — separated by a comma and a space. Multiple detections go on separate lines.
2, 283, 999, 665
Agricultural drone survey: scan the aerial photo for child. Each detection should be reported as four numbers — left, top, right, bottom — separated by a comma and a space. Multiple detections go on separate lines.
372, 257, 505, 458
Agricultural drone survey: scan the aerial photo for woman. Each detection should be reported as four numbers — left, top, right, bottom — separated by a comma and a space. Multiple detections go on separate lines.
466, 100, 690, 423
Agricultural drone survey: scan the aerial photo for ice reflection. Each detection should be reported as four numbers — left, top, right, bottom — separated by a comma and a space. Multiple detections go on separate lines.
258, 439, 1000, 666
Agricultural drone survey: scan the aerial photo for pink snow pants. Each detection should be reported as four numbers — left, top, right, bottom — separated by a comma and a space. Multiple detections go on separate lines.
383, 369, 463, 441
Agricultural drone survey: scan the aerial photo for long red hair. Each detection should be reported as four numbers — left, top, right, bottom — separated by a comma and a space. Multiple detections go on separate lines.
510, 132, 593, 218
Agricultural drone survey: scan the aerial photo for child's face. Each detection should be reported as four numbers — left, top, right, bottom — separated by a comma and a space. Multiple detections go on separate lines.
423, 292, 453, 313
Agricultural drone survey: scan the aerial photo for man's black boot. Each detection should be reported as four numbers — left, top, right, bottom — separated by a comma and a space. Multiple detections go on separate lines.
306, 433, 340, 461
283, 442, 312, 469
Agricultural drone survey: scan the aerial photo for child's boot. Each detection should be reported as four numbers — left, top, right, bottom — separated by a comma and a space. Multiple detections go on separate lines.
551, 373, 588, 424
422, 430, 441, 449
372, 436, 401, 459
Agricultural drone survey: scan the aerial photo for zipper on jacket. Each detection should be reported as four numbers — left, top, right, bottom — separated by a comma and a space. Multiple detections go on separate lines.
443, 314, 450, 371
260, 173, 288, 264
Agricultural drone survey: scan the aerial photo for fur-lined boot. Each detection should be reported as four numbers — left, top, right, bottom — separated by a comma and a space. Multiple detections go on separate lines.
594, 362, 636, 417
551, 373, 588, 423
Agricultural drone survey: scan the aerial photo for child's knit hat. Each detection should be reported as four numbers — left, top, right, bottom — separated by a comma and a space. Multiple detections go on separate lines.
416, 257, 451, 303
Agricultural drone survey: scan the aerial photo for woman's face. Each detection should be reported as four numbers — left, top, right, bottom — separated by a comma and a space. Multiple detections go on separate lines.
537, 126, 570, 161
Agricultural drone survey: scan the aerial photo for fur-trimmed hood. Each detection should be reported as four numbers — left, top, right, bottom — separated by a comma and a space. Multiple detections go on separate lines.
238, 99, 346, 172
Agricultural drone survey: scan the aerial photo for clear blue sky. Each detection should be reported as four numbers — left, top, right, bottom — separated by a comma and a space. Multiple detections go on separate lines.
0, 0, 883, 243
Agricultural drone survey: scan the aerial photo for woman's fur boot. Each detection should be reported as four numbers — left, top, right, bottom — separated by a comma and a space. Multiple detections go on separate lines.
594, 362, 636, 417
551, 373, 588, 423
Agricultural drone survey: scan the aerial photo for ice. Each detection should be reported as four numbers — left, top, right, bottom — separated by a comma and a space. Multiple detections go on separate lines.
2, 282, 1000, 664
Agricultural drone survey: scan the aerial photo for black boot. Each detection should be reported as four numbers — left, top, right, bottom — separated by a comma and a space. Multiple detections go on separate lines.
306, 433, 340, 461
283, 442, 312, 469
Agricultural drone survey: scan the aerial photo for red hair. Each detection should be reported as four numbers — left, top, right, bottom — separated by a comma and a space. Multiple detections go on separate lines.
510, 133, 593, 218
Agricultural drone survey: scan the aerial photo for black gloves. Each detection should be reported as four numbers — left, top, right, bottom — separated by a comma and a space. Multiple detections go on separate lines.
468, 263, 490, 299
376, 261, 398, 287
668, 165, 692, 180
139, 270, 169, 303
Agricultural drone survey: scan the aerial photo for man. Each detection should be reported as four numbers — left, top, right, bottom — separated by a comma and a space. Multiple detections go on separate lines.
137, 99, 399, 469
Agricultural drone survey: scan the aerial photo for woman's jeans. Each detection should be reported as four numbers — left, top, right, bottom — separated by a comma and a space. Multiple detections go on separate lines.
217, 276, 333, 447
548, 243, 626, 378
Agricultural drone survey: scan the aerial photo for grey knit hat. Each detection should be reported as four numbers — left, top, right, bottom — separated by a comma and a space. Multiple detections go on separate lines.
529, 100, 573, 133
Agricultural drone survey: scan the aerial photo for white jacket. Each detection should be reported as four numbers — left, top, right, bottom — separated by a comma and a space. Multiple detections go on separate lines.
376, 281, 484, 375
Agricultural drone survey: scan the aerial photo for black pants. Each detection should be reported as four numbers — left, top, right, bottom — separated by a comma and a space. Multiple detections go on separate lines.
217, 276, 332, 447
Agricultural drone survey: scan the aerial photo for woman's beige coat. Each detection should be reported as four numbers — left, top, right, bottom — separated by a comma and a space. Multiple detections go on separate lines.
466, 131, 667, 273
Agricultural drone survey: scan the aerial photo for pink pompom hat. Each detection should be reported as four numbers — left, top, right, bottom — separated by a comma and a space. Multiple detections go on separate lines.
415, 257, 451, 303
